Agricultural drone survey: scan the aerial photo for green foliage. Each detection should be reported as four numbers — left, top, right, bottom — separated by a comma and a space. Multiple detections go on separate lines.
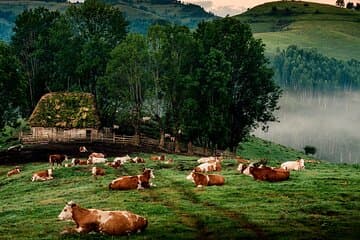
0, 42, 27, 128
0, 145, 359, 239
273, 45, 360, 91
304, 145, 317, 155
195, 17, 282, 150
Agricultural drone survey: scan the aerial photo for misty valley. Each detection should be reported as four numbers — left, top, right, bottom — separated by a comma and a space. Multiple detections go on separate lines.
255, 90, 360, 164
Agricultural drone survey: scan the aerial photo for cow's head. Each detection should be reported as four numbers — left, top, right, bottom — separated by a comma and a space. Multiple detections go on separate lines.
58, 201, 76, 221
48, 168, 53, 176
186, 171, 195, 181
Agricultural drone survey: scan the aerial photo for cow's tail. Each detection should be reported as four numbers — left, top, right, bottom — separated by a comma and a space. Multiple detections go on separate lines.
108, 183, 113, 190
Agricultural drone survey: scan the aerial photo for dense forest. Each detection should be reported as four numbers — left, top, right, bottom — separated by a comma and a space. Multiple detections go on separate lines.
0, 0, 281, 152
272, 45, 360, 91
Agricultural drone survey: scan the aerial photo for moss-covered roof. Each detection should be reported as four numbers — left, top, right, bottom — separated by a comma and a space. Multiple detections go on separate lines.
28, 92, 101, 129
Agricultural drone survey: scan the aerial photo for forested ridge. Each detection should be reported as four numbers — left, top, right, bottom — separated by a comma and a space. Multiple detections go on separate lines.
272, 45, 360, 91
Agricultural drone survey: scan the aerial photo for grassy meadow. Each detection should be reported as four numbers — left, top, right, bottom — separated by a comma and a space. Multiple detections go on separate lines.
0, 138, 359, 239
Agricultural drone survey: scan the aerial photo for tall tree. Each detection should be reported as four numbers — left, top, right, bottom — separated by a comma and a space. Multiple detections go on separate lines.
195, 17, 282, 152
0, 42, 26, 128
65, 0, 128, 93
11, 7, 60, 112
99, 33, 150, 142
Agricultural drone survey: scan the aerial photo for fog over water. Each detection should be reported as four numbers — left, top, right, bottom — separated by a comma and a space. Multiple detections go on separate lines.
255, 90, 360, 164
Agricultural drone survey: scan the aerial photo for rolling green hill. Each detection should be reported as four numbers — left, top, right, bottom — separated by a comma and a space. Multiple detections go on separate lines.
0, 0, 216, 41
234, 1, 360, 60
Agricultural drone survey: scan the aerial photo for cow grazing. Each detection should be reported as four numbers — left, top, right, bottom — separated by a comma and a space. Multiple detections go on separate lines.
150, 155, 165, 161
281, 159, 305, 171
131, 156, 145, 163
186, 171, 225, 187
7, 166, 21, 177
49, 154, 68, 167
114, 155, 132, 165
92, 166, 105, 177
31, 169, 53, 181
249, 166, 290, 182
109, 169, 155, 190
72, 158, 88, 165
58, 201, 148, 235
163, 158, 174, 164
89, 152, 105, 158
193, 161, 221, 173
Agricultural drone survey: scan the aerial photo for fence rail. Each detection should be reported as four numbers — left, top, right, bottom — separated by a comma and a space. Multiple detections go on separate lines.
20, 133, 225, 156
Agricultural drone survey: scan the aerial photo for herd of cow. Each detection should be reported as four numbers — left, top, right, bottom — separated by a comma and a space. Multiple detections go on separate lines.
5, 146, 306, 236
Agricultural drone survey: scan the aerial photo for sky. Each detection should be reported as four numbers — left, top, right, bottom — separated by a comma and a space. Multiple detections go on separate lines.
182, 0, 356, 16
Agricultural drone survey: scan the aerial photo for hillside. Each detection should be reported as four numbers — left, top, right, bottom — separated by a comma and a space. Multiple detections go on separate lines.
234, 1, 360, 60
0, 0, 217, 41
0, 137, 359, 239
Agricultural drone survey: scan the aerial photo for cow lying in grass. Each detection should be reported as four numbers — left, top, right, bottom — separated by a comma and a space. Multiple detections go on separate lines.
7, 166, 21, 177
249, 166, 290, 182
281, 159, 305, 171
186, 171, 225, 187
109, 169, 155, 190
193, 161, 221, 173
31, 169, 53, 181
58, 201, 148, 236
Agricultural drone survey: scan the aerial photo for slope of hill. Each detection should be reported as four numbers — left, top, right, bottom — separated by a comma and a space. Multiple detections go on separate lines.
234, 1, 360, 60
0, 0, 217, 41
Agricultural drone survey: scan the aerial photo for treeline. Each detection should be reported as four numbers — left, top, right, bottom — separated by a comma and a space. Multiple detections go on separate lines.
272, 45, 360, 91
0, 0, 281, 152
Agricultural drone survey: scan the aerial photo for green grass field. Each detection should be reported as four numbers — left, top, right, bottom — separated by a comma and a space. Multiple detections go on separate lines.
235, 1, 360, 60
0, 138, 359, 239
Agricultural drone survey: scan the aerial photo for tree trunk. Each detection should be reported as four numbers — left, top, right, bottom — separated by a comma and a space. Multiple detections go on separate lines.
159, 129, 165, 149
175, 138, 181, 153
187, 141, 193, 155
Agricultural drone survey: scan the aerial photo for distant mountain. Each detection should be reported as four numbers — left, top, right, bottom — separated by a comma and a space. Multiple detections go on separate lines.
234, 1, 360, 61
0, 0, 217, 42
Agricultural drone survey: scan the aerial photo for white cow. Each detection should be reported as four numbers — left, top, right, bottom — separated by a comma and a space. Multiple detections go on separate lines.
281, 159, 305, 171
114, 155, 132, 165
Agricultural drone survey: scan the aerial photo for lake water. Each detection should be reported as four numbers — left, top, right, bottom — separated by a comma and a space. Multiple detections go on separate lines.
255, 90, 360, 164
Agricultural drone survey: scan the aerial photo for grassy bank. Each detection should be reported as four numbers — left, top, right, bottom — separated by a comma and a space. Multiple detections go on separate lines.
0, 139, 359, 239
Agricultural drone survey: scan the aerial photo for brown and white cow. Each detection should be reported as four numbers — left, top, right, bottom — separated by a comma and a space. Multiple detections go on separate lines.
49, 154, 68, 167
197, 156, 223, 164
186, 171, 225, 187
109, 169, 155, 190
31, 169, 53, 181
114, 155, 132, 165
106, 161, 122, 169
236, 156, 251, 164
281, 159, 305, 171
193, 161, 221, 173
58, 201, 148, 235
7, 166, 21, 177
131, 156, 145, 163
150, 155, 165, 161
72, 158, 88, 165
92, 166, 105, 177
249, 166, 290, 182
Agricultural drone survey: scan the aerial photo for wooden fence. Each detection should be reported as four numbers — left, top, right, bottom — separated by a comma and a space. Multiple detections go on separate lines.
19, 132, 226, 156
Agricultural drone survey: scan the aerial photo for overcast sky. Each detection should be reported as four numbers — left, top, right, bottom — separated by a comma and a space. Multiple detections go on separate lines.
183, 0, 358, 16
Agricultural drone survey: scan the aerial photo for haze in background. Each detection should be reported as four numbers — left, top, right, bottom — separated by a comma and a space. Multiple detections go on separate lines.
183, 0, 359, 16
255, 91, 360, 164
